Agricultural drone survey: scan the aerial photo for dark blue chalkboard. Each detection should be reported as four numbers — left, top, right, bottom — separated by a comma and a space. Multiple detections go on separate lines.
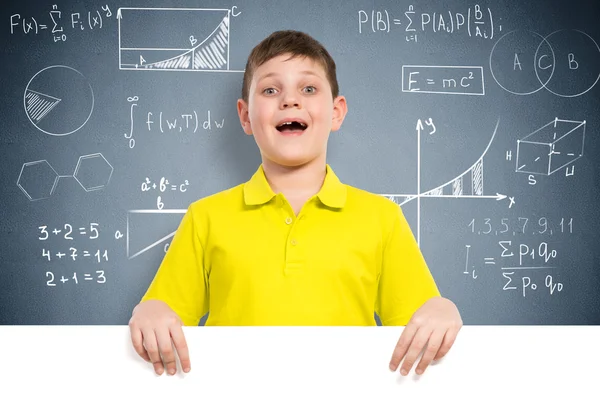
1, 0, 599, 325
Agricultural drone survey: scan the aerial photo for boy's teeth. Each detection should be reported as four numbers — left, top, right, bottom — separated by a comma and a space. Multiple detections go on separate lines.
277, 121, 307, 131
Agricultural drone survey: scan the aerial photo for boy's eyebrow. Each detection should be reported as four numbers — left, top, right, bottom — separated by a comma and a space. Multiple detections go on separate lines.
257, 70, 323, 81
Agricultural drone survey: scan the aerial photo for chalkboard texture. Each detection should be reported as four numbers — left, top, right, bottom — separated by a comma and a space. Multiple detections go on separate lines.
1, 0, 599, 325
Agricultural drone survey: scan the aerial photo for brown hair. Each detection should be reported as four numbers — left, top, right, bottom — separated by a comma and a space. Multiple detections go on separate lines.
241, 30, 339, 103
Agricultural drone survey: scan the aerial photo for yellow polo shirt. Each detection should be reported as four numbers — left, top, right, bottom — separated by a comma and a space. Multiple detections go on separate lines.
141, 164, 440, 326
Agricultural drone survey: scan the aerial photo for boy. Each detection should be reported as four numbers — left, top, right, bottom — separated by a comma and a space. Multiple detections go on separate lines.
129, 30, 462, 378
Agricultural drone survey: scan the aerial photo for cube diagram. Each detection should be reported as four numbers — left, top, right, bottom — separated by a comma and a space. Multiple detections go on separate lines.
516, 118, 585, 175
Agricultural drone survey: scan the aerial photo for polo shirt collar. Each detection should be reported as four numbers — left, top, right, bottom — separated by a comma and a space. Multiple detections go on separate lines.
317, 164, 347, 208
243, 164, 347, 208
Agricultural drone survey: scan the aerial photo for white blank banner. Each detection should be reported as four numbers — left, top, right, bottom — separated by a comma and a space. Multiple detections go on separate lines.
1, 326, 598, 399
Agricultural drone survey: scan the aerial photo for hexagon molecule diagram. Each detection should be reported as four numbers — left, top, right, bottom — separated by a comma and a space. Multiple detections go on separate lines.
73, 153, 114, 192
17, 153, 113, 201
17, 160, 60, 201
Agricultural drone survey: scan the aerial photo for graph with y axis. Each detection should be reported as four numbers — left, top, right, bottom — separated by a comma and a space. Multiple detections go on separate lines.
117, 7, 242, 72
381, 118, 508, 247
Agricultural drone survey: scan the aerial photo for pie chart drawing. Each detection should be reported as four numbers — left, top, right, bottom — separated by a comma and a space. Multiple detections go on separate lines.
23, 65, 94, 136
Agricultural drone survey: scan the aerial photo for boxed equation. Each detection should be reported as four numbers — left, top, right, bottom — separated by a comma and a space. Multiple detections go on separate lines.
402, 65, 485, 95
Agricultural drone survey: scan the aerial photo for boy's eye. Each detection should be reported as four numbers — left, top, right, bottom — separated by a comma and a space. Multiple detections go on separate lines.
263, 87, 277, 95
303, 86, 316, 94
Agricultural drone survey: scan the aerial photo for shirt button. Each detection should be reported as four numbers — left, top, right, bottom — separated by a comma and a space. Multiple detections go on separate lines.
285, 217, 293, 224
291, 239, 297, 246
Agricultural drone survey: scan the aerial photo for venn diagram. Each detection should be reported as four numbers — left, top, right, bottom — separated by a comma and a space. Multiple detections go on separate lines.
490, 29, 600, 97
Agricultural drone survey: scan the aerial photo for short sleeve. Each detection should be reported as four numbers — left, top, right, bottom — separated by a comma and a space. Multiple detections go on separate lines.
140, 205, 209, 326
375, 205, 440, 326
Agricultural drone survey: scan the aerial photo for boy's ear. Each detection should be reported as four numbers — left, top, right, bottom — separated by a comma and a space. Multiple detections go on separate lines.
237, 99, 253, 135
331, 95, 348, 132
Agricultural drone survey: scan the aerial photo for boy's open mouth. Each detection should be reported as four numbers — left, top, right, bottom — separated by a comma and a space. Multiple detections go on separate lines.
276, 120, 308, 133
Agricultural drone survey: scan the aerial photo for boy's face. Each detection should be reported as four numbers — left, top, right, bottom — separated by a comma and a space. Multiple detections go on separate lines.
237, 54, 347, 168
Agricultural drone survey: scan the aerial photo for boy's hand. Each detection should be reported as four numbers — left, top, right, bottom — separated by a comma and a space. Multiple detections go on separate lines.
388, 296, 462, 376
128, 299, 191, 376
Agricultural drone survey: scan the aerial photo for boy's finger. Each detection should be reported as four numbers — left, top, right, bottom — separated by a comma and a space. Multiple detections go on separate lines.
156, 328, 177, 375
434, 327, 459, 361
171, 326, 191, 373
389, 323, 418, 371
142, 329, 164, 375
130, 326, 151, 362
414, 329, 445, 375
400, 327, 432, 376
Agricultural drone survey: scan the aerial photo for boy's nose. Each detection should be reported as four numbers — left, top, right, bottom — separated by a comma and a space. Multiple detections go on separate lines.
281, 94, 301, 109
282, 101, 300, 108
